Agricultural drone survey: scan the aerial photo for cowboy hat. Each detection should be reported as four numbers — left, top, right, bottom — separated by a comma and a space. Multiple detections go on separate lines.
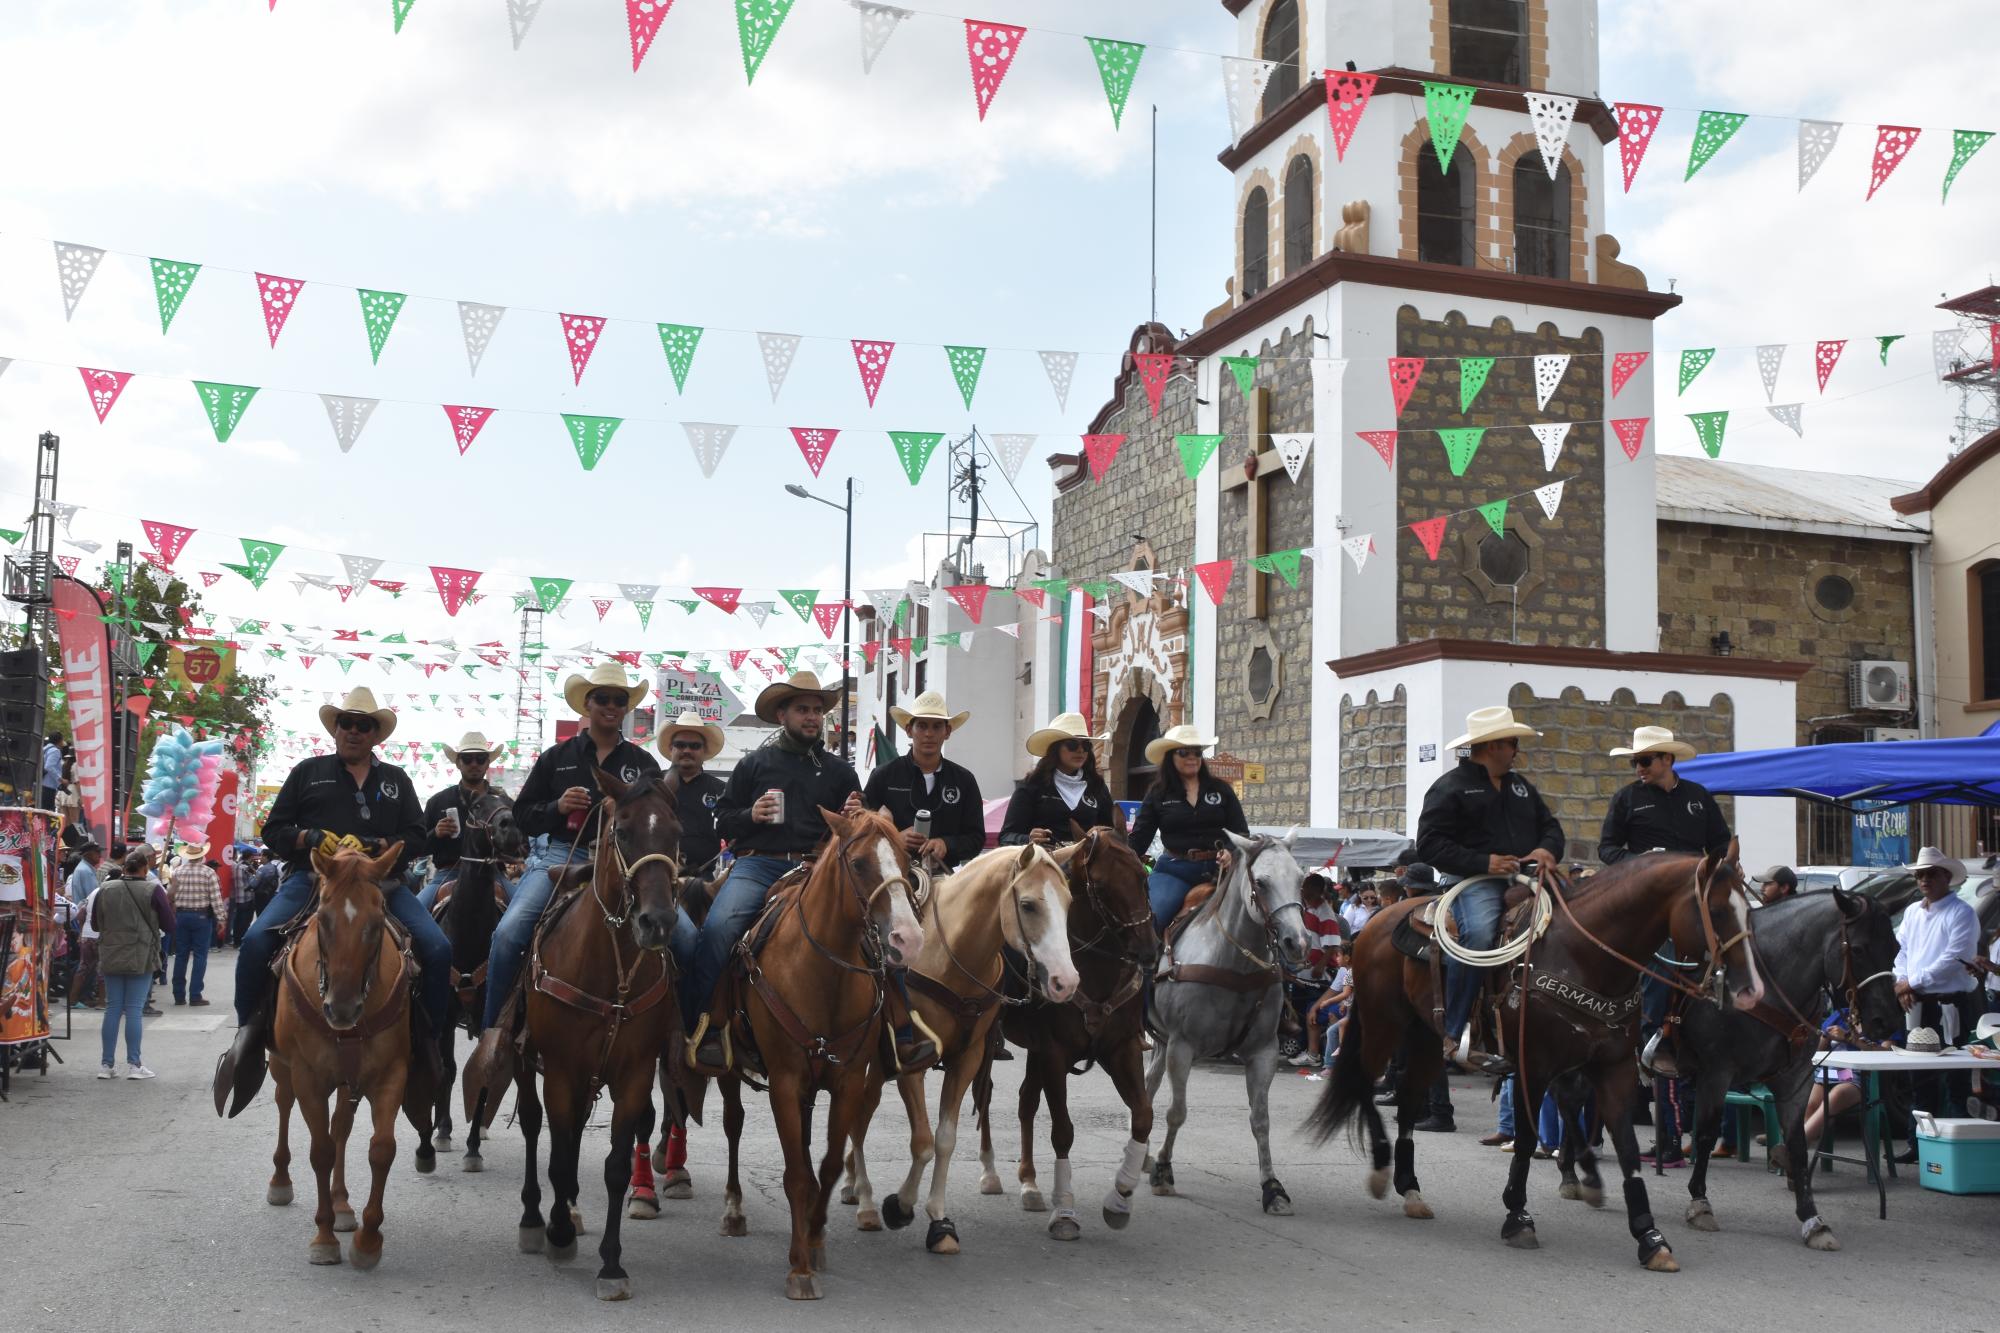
1904, 846, 1968, 887
1144, 724, 1219, 767
657, 709, 724, 761
178, 841, 208, 861
318, 686, 398, 743
562, 663, 649, 715
890, 690, 969, 732
1026, 712, 1101, 758
754, 671, 839, 725
1906, 1026, 1943, 1054
1608, 725, 1698, 761
1447, 705, 1540, 751
442, 731, 507, 764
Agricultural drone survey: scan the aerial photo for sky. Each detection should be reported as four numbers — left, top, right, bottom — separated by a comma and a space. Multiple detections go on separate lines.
0, 0, 1993, 790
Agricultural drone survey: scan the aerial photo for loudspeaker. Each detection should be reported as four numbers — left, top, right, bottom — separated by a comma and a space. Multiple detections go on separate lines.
0, 644, 47, 801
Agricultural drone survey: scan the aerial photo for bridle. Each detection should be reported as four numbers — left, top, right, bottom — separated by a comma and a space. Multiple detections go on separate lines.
1207, 836, 1304, 973
1066, 829, 1153, 963
939, 850, 1058, 1007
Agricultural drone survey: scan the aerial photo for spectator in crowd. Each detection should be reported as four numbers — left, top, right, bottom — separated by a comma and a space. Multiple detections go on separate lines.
1301, 945, 1354, 1080
1286, 873, 1343, 1067
1801, 1006, 1863, 1143
40, 731, 64, 811
167, 842, 224, 1006
56, 760, 84, 845
1755, 865, 1798, 907
228, 850, 263, 946
1401, 861, 1439, 897
1377, 879, 1407, 909
1893, 847, 1980, 1156
64, 843, 104, 1007
1342, 880, 1381, 935
93, 847, 174, 1079
247, 848, 281, 918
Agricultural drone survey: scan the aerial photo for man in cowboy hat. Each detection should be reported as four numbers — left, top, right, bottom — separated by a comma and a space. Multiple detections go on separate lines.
480, 664, 661, 1032
216, 686, 438, 1116
1597, 726, 1731, 864
1894, 847, 1982, 1148
864, 690, 986, 871
659, 710, 728, 876
1416, 705, 1565, 1083
418, 731, 509, 910
166, 841, 224, 1007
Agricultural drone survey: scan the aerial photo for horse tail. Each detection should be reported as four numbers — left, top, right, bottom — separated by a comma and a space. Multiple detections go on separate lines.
971, 1044, 995, 1136
1304, 989, 1370, 1150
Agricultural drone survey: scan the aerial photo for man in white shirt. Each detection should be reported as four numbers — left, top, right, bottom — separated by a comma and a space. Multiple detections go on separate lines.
1341, 881, 1381, 935
1892, 846, 1981, 1143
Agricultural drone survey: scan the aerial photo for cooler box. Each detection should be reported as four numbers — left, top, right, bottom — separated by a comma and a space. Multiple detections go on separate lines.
1915, 1117, 2000, 1195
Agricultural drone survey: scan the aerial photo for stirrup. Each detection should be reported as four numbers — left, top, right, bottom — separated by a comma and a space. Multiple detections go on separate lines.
685, 1011, 732, 1075
1640, 1030, 1679, 1079
1451, 1028, 1512, 1077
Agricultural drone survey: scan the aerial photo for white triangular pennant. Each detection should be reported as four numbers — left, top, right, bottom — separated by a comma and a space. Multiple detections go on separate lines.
742, 601, 773, 628
1766, 403, 1805, 437
1529, 422, 1570, 471
340, 554, 382, 589
1089, 603, 1113, 625
319, 394, 379, 454
1039, 351, 1077, 412
1532, 354, 1569, 411
0, 359, 11, 381
1272, 432, 1313, 483
1111, 570, 1155, 598
1934, 329, 1963, 381
1797, 120, 1841, 192
682, 422, 737, 478
994, 622, 1021, 639
1340, 535, 1374, 572
458, 302, 506, 375
851, 0, 911, 74
618, 583, 658, 601
1523, 92, 1577, 178
866, 588, 903, 617
1755, 344, 1785, 402
506, 0, 542, 48
758, 332, 802, 402
298, 572, 336, 590
53, 242, 105, 321
1534, 480, 1566, 521
1220, 56, 1275, 143
991, 433, 1036, 480
47, 501, 79, 534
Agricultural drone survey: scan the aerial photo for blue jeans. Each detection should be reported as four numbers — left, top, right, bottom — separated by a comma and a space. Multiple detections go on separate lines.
1498, 1075, 1517, 1137
483, 843, 576, 1028
416, 867, 457, 911
675, 855, 795, 1019
101, 973, 147, 1066
1442, 876, 1505, 1039
237, 866, 451, 1030
171, 911, 213, 1002
1146, 855, 1213, 933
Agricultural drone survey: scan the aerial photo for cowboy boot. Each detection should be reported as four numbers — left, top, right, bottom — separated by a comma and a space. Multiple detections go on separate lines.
882, 969, 939, 1075
213, 1001, 272, 1119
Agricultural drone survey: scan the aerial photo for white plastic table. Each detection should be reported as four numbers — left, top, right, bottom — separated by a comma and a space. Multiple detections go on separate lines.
1813, 1049, 1999, 1218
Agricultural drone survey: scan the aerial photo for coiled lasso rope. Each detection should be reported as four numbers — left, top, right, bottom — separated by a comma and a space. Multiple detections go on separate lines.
1427, 873, 1554, 967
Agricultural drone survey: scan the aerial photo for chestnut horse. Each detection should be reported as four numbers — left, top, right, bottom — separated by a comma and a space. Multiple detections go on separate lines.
840, 843, 1081, 1252
711, 808, 924, 1300
266, 842, 422, 1269
1306, 851, 1766, 1271
970, 828, 1159, 1242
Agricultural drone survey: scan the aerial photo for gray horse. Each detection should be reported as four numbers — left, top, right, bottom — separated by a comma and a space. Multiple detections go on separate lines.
1144, 831, 1313, 1214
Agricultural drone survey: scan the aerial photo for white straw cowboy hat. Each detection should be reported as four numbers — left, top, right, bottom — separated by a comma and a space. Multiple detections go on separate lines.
1904, 846, 1968, 887
890, 690, 970, 732
1447, 705, 1540, 751
1145, 724, 1219, 767
442, 731, 507, 764
754, 670, 840, 724
1026, 711, 1102, 758
562, 663, 649, 715
1608, 725, 1698, 761
657, 709, 725, 761
319, 686, 398, 743
178, 841, 208, 862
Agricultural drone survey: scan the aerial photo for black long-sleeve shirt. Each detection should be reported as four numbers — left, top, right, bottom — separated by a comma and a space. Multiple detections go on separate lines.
1128, 774, 1249, 859
863, 753, 986, 868
997, 774, 1119, 845
1415, 757, 1565, 880
513, 731, 661, 841
421, 782, 499, 870
675, 770, 728, 871
1597, 777, 1730, 864
261, 754, 426, 875
717, 736, 861, 857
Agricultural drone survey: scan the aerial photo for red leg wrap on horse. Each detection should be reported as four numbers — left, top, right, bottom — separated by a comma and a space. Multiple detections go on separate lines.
664, 1124, 687, 1172
631, 1142, 656, 1192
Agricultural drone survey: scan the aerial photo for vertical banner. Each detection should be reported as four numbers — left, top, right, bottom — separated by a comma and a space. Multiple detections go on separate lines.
1063, 588, 1094, 728
204, 768, 241, 896
52, 577, 114, 846
0, 806, 57, 1046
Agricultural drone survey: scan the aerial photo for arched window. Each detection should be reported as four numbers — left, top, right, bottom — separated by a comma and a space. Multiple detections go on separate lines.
1260, 0, 1300, 117
1976, 562, 2000, 701
1242, 187, 1271, 298
1450, 0, 1526, 84
1416, 144, 1476, 268
1513, 153, 1570, 279
1283, 155, 1314, 273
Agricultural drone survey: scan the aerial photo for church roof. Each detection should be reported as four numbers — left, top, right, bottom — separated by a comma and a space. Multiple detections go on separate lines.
1654, 456, 1930, 541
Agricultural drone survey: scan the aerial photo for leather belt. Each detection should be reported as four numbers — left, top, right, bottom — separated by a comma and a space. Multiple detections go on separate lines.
1181, 848, 1220, 862
746, 850, 817, 864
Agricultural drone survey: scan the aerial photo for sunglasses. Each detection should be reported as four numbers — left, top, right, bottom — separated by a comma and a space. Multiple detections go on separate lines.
1058, 739, 1091, 752
1172, 748, 1205, 761
334, 715, 378, 734
1630, 754, 1661, 768
458, 752, 492, 765
587, 691, 631, 708
669, 739, 706, 752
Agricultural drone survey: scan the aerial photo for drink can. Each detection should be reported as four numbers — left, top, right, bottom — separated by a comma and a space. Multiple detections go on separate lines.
765, 788, 786, 824
913, 809, 933, 838
440, 808, 461, 837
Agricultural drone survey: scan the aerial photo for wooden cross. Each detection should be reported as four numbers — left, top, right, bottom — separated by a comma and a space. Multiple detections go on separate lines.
1219, 386, 1283, 619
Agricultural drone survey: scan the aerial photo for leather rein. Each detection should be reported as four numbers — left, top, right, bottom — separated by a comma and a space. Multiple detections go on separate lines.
910, 852, 1054, 1021
279, 883, 414, 1104
1160, 836, 1304, 995
1062, 829, 1153, 1037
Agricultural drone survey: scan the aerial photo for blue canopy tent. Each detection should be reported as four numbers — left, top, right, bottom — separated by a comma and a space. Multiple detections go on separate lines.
1677, 735, 2000, 809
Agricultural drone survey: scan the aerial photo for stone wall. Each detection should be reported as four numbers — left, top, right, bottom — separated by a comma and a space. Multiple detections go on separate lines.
1339, 686, 1408, 831
1395, 306, 1607, 647
1656, 521, 1919, 744
1501, 682, 1736, 863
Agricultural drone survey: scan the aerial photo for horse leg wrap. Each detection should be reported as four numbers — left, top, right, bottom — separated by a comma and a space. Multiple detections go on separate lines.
631, 1142, 656, 1193
1105, 1140, 1145, 1216
1623, 1176, 1665, 1256
1393, 1137, 1419, 1198
1052, 1159, 1077, 1218
663, 1125, 687, 1172
1799, 1214, 1827, 1243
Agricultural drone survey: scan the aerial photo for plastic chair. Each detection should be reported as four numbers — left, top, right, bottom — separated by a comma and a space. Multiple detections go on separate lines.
1725, 1084, 1782, 1169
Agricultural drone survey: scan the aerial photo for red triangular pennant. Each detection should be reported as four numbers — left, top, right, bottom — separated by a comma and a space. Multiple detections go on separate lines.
1388, 358, 1425, 416
1610, 351, 1649, 397
963, 19, 1026, 121
626, 0, 675, 71
1866, 125, 1920, 200
443, 404, 494, 455
1612, 102, 1663, 192
1014, 586, 1046, 610
1324, 71, 1378, 161
851, 339, 893, 407
812, 601, 844, 639
1610, 417, 1651, 461
860, 640, 883, 667
1192, 559, 1233, 605
790, 427, 838, 477
945, 584, 990, 624
1082, 433, 1125, 482
141, 520, 195, 565
1814, 339, 1847, 393
78, 367, 132, 423
728, 649, 751, 671
560, 312, 607, 385
255, 273, 304, 347
429, 565, 481, 617
1411, 515, 1449, 561
694, 587, 742, 615
199, 571, 224, 587
591, 598, 613, 620
1356, 430, 1397, 468
1134, 352, 1174, 416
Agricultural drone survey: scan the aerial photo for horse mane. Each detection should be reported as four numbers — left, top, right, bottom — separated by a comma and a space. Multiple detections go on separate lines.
1560, 850, 1704, 904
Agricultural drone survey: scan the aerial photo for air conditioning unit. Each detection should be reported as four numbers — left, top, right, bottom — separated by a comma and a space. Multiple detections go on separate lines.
1848, 660, 1912, 711
1866, 727, 1921, 743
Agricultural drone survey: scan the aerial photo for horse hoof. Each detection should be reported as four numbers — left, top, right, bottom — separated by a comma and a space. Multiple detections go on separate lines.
1152, 1182, 1176, 1197
415, 1150, 436, 1176
332, 1210, 357, 1234
882, 1194, 915, 1231
856, 1210, 883, 1232
1805, 1226, 1841, 1252
929, 1232, 960, 1255
435, 1133, 454, 1153
1558, 1181, 1581, 1201
548, 1240, 577, 1264
661, 1170, 692, 1200
786, 1273, 822, 1301
1366, 1168, 1389, 1200
839, 1185, 858, 1205
1264, 1195, 1293, 1217
1149, 1161, 1176, 1195
628, 1195, 660, 1221
1048, 1213, 1080, 1242
1020, 1187, 1047, 1213
596, 1278, 631, 1301
266, 1183, 293, 1207
978, 1173, 1004, 1196
1402, 1190, 1434, 1221
1505, 1226, 1539, 1250
349, 1243, 381, 1272
1685, 1200, 1719, 1232
1102, 1202, 1132, 1230
1643, 1247, 1680, 1273
308, 1242, 342, 1266
1580, 1185, 1604, 1209
720, 1214, 748, 1238
462, 1153, 483, 1174
517, 1226, 544, 1254
926, 1217, 961, 1254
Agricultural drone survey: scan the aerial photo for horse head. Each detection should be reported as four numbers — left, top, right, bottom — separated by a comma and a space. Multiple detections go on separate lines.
308, 840, 404, 1030
1676, 848, 1764, 1012
1008, 843, 1080, 1002
1827, 889, 1903, 1042
1068, 827, 1158, 967
466, 789, 526, 865
593, 765, 684, 953
1225, 828, 1314, 969
821, 806, 925, 967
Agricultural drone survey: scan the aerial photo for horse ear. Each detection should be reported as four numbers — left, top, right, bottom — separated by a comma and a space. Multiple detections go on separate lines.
1047, 841, 1082, 869
1831, 887, 1864, 921
821, 807, 848, 837
1015, 843, 1036, 873
370, 841, 404, 882
309, 847, 336, 881
1282, 825, 1299, 851
595, 765, 629, 800
1068, 817, 1089, 843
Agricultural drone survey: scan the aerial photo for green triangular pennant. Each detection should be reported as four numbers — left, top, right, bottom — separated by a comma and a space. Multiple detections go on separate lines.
1221, 355, 1258, 398
1034, 578, 1070, 603
1458, 357, 1494, 413
775, 646, 799, 671
1877, 334, 1904, 365
890, 430, 944, 485
1678, 348, 1715, 395
1436, 427, 1486, 477
1944, 129, 1995, 201
944, 346, 986, 409
337, 658, 354, 675
634, 600, 654, 630
668, 598, 700, 615
1685, 110, 1748, 180
1687, 410, 1729, 458
238, 538, 284, 588
149, 259, 200, 333
531, 577, 571, 612
1176, 433, 1224, 478
192, 381, 259, 442
658, 323, 702, 393
0, 528, 23, 545
911, 637, 929, 655
391, 0, 414, 32
510, 593, 530, 613
1086, 36, 1144, 129
1081, 581, 1112, 599
735, 0, 796, 83
1476, 499, 1509, 537
356, 288, 407, 364
1422, 82, 1475, 171
779, 589, 817, 622
561, 414, 622, 471
1251, 548, 1304, 587
382, 632, 406, 644
135, 642, 158, 667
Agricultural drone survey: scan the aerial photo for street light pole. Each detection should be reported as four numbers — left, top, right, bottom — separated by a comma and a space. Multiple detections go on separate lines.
784, 478, 856, 762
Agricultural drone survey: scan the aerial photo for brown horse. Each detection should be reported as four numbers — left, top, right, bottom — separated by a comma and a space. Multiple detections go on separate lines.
711, 808, 924, 1300
266, 842, 420, 1269
1306, 852, 1766, 1270
840, 843, 1081, 1252
470, 768, 684, 1302
970, 827, 1159, 1241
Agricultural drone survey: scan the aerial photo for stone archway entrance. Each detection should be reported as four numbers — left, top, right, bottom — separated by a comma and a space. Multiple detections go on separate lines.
1112, 695, 1161, 800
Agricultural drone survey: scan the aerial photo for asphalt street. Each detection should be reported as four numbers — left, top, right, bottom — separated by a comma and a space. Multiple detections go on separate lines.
6, 1005, 1996, 1331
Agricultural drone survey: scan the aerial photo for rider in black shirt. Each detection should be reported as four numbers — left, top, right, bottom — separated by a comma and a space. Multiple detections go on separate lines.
1127, 725, 1250, 932
998, 712, 1121, 846
863, 691, 986, 870
658, 709, 728, 874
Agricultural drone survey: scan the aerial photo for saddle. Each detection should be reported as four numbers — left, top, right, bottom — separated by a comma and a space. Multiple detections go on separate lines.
688, 865, 813, 1080
426, 875, 508, 924
1160, 881, 1219, 954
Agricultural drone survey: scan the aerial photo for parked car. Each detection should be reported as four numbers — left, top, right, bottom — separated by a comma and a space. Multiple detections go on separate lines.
1838, 865, 2000, 936
1791, 865, 1874, 894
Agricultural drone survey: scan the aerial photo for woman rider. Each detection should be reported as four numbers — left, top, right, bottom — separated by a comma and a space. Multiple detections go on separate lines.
998, 712, 1123, 846
1126, 725, 1249, 933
